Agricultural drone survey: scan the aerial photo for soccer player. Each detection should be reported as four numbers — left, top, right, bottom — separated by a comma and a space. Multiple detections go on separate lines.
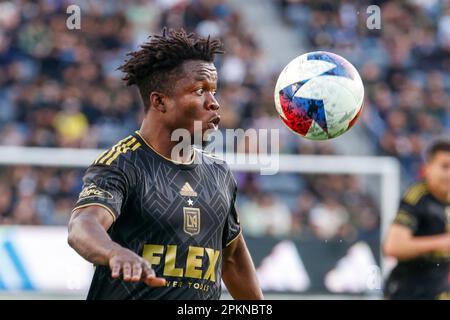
383, 139, 450, 299
68, 29, 263, 300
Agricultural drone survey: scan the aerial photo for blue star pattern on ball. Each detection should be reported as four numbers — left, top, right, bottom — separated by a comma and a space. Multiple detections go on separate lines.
280, 79, 309, 100
293, 96, 327, 133
307, 52, 354, 80
278, 86, 328, 135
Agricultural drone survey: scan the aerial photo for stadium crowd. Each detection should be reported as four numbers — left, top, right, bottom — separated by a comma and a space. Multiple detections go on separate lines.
1, 0, 447, 242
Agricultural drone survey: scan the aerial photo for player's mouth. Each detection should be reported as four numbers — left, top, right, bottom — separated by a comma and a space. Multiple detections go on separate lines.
208, 115, 220, 130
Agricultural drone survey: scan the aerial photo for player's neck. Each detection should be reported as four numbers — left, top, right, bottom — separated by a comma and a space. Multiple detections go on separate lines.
426, 182, 449, 205
138, 120, 194, 164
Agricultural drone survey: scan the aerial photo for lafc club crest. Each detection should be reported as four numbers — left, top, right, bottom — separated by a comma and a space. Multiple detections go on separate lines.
183, 207, 200, 236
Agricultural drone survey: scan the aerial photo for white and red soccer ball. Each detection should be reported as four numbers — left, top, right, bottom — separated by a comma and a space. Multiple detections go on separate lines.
274, 51, 364, 140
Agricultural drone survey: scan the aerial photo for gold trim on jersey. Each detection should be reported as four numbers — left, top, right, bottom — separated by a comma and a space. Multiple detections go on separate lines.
105, 137, 140, 165
71, 203, 116, 222
94, 136, 141, 166
95, 135, 132, 164
135, 130, 196, 165
225, 229, 242, 247
403, 182, 429, 205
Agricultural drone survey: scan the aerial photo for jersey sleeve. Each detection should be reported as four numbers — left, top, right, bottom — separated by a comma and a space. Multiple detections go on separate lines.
72, 164, 131, 221
222, 179, 241, 248
392, 199, 420, 233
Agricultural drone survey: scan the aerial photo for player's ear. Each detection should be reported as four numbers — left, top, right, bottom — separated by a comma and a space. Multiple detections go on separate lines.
150, 92, 167, 113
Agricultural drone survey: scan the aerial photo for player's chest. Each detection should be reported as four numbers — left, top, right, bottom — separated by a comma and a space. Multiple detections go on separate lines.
419, 202, 449, 234
138, 170, 232, 234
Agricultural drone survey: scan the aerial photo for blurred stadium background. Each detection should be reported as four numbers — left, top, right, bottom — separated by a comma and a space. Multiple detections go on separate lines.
0, 0, 449, 299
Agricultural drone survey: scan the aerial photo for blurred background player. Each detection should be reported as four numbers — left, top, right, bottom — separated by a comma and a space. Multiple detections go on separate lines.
383, 139, 450, 300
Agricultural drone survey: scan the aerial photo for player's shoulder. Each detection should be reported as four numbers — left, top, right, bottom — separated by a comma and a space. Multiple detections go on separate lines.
194, 147, 237, 188
401, 181, 430, 206
92, 134, 143, 168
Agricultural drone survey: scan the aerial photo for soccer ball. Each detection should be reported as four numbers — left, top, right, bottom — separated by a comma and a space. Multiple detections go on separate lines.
274, 51, 364, 140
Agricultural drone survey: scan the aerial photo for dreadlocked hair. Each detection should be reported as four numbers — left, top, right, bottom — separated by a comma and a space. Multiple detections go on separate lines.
118, 28, 224, 112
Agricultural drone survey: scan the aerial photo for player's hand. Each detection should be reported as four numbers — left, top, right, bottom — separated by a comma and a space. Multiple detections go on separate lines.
108, 247, 166, 287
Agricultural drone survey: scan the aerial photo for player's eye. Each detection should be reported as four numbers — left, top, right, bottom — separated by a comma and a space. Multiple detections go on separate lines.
195, 89, 205, 96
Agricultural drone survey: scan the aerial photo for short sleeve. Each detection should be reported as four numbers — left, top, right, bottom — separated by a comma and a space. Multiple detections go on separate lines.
72, 164, 130, 221
222, 182, 241, 248
392, 199, 420, 233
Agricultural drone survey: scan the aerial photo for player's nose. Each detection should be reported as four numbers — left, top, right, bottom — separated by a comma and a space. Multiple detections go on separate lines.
205, 93, 220, 111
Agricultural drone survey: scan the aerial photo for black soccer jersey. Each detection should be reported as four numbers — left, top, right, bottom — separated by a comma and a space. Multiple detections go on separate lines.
384, 182, 450, 300
72, 131, 241, 300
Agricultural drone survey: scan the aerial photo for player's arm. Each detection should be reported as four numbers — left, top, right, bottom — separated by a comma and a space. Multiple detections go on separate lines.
68, 162, 164, 286
68, 206, 165, 286
383, 224, 450, 260
68, 205, 116, 266
222, 233, 263, 300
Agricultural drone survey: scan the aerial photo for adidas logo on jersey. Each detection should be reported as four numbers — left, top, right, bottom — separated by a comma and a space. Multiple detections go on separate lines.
180, 182, 197, 197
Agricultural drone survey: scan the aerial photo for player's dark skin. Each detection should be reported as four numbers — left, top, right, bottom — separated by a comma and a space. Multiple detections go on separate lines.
141, 60, 221, 161
68, 60, 263, 299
